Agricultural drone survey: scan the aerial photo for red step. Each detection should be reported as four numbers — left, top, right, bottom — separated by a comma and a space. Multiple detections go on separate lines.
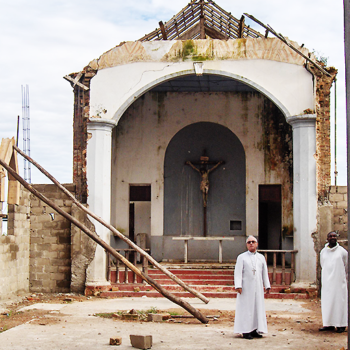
97, 267, 314, 300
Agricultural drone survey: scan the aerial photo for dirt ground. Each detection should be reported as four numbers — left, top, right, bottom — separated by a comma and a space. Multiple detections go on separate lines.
0, 293, 348, 350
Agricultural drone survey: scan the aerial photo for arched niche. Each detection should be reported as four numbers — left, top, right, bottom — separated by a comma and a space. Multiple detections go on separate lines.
164, 122, 246, 237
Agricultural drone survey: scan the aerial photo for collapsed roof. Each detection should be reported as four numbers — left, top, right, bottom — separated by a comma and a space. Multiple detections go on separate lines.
139, 0, 263, 41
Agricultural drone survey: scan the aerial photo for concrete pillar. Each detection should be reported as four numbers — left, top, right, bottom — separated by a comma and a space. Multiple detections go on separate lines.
86, 118, 117, 286
287, 114, 317, 283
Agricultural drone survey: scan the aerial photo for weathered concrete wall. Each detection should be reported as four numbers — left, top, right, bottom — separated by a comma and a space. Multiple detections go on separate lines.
71, 203, 97, 293
29, 184, 75, 293
111, 91, 293, 261
0, 185, 30, 299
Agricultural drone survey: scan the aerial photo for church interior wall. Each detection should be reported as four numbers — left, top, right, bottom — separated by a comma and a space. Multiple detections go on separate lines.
110, 90, 293, 261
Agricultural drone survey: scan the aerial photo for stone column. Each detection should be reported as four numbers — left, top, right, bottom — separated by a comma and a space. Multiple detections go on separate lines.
86, 118, 117, 286
287, 114, 317, 283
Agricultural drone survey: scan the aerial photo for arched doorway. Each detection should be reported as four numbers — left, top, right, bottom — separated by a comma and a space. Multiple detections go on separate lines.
164, 122, 246, 239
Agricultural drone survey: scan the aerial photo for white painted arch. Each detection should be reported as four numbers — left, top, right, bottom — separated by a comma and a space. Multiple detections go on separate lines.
89, 60, 314, 123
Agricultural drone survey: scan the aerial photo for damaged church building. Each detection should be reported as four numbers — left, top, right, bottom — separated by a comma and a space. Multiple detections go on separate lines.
0, 0, 346, 298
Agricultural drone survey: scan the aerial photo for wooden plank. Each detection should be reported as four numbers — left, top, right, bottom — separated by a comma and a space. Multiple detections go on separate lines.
159, 21, 167, 40
0, 172, 5, 202
13, 145, 210, 304
0, 157, 209, 324
244, 13, 332, 77
0, 138, 14, 164
8, 146, 20, 205
63, 75, 89, 91
204, 23, 229, 40
166, 7, 201, 39
238, 15, 245, 38
178, 22, 201, 40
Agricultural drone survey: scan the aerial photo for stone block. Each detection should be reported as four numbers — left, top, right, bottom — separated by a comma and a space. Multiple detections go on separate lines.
130, 335, 152, 349
147, 314, 163, 322
329, 193, 345, 202
336, 186, 347, 194
333, 208, 345, 216
336, 201, 348, 209
110, 337, 122, 346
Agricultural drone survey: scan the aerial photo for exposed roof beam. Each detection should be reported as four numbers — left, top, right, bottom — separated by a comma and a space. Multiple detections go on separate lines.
244, 13, 332, 77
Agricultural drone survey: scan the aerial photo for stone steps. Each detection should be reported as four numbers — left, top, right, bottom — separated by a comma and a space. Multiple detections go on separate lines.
97, 267, 316, 300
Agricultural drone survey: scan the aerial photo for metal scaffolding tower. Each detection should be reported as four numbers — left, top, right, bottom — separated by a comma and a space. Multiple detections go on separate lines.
21, 85, 31, 183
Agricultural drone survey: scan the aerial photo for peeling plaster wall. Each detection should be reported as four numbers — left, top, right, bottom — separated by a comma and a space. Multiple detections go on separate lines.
111, 91, 293, 260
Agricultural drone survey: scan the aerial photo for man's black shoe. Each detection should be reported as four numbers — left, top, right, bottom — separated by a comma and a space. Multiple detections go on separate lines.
242, 333, 253, 340
319, 326, 335, 331
336, 327, 346, 333
250, 330, 263, 338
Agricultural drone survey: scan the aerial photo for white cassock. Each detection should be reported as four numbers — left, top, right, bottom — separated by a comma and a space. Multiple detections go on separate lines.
320, 243, 348, 327
234, 250, 271, 334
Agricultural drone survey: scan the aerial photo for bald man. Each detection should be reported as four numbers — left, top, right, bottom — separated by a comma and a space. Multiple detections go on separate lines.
234, 235, 271, 339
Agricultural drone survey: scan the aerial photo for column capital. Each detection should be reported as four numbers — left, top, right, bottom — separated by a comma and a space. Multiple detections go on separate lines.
286, 114, 316, 128
88, 118, 117, 132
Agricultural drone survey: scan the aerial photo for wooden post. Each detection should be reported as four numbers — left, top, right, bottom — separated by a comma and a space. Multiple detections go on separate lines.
125, 251, 129, 283
12, 145, 209, 304
203, 206, 207, 237
238, 15, 245, 38
159, 21, 167, 40
0, 157, 209, 324
273, 252, 277, 285
282, 253, 286, 285
116, 251, 120, 283
218, 240, 223, 263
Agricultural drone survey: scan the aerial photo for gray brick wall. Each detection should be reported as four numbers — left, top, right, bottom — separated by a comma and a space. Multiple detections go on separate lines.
328, 186, 348, 244
29, 184, 75, 293
0, 185, 30, 299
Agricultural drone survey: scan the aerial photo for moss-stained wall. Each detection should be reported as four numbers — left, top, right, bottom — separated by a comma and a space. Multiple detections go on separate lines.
111, 90, 293, 260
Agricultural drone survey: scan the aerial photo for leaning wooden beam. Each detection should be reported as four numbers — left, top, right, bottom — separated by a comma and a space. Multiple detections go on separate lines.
159, 21, 167, 40
13, 145, 210, 304
0, 157, 209, 324
244, 13, 332, 77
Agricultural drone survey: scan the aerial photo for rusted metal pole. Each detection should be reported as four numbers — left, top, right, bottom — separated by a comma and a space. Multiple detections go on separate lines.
0, 157, 209, 324
12, 145, 210, 304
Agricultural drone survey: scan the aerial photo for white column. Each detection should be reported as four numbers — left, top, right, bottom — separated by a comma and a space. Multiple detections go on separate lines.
287, 114, 317, 283
86, 118, 117, 286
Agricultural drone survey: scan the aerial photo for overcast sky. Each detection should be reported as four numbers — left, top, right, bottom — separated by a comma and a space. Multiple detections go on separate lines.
0, 0, 347, 186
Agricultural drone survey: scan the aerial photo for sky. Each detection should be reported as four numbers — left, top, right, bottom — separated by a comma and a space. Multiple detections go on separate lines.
0, 0, 347, 186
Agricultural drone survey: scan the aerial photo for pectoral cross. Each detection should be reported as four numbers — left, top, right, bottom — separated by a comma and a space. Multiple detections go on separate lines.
252, 268, 256, 275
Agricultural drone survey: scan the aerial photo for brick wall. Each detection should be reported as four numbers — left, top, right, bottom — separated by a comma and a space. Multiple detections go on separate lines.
328, 186, 348, 242
309, 65, 337, 199
0, 185, 30, 299
71, 68, 96, 204
29, 184, 75, 293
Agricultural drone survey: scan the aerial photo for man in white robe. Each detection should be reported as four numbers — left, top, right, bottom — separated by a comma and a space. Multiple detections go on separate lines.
319, 231, 348, 333
234, 235, 271, 339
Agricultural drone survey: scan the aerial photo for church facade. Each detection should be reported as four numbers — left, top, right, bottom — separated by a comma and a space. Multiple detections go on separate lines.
67, 0, 336, 287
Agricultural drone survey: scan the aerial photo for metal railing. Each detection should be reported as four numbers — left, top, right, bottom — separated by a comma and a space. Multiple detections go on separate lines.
107, 249, 150, 284
258, 250, 298, 285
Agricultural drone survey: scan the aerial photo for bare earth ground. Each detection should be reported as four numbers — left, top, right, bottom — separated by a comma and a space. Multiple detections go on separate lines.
0, 293, 347, 350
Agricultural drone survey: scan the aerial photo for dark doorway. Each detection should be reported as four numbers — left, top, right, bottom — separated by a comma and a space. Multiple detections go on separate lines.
129, 185, 151, 261
258, 185, 282, 255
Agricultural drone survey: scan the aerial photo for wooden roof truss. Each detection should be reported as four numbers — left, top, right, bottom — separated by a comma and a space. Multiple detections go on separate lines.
139, 0, 263, 41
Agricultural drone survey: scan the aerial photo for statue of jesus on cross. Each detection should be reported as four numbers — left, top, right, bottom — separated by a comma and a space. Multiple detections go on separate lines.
185, 155, 224, 208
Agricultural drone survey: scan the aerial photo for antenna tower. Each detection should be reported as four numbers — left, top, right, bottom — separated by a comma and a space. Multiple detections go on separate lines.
21, 85, 31, 183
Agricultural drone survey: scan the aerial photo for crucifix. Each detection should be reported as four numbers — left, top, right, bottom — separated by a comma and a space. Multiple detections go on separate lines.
185, 153, 224, 236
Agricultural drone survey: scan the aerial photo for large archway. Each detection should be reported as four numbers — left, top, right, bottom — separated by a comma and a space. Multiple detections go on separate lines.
164, 122, 246, 238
